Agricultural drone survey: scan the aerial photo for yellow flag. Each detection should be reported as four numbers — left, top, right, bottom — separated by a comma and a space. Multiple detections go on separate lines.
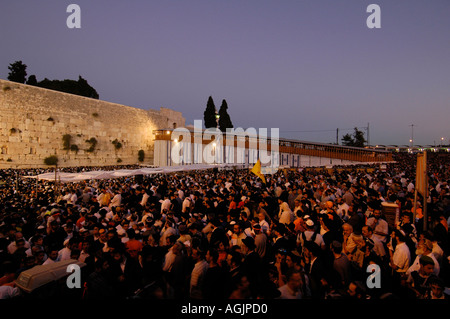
416, 152, 427, 196
251, 159, 266, 184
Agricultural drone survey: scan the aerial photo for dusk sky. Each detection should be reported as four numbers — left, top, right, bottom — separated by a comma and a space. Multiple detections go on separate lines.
1, 1, 449, 146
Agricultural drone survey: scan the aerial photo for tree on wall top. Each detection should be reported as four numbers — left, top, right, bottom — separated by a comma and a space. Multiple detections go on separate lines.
37, 76, 99, 99
26, 75, 37, 85
7, 61, 27, 84
6, 61, 99, 99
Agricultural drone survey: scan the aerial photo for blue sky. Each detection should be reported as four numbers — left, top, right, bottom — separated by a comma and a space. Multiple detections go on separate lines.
1, 1, 449, 146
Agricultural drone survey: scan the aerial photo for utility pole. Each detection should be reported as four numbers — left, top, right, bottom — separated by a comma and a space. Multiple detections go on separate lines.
367, 122, 370, 147
336, 128, 339, 145
409, 124, 415, 148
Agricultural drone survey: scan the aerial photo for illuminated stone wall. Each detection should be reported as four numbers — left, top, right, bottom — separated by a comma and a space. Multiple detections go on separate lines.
0, 79, 185, 168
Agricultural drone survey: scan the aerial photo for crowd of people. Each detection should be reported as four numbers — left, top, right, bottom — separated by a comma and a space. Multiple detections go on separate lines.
0, 152, 449, 300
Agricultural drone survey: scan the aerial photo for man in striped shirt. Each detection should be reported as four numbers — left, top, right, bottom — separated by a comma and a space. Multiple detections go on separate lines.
189, 246, 209, 299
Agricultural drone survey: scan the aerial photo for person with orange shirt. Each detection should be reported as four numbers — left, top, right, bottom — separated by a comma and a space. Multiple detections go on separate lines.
125, 229, 143, 260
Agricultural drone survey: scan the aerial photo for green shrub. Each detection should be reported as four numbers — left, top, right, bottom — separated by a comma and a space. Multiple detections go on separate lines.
112, 139, 123, 150
44, 155, 58, 166
85, 137, 98, 152
70, 144, 79, 153
138, 149, 145, 162
62, 134, 72, 150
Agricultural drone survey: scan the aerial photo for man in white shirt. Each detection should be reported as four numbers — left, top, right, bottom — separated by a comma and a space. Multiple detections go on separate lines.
190, 247, 209, 299
257, 212, 270, 234
293, 199, 306, 217
366, 209, 389, 243
43, 248, 60, 265
7, 232, 30, 254
278, 201, 294, 225
182, 196, 192, 214
97, 189, 112, 207
278, 269, 303, 299
58, 238, 78, 261
141, 209, 154, 225
0, 285, 21, 299
62, 190, 72, 203
400, 176, 407, 187
162, 241, 183, 272
160, 220, 177, 246
407, 181, 415, 193
361, 225, 386, 259
177, 187, 185, 201
110, 190, 122, 208
160, 195, 172, 213
296, 220, 325, 249
342, 188, 354, 206
78, 240, 90, 263
335, 197, 349, 220
406, 239, 440, 276
388, 229, 411, 274
229, 223, 247, 252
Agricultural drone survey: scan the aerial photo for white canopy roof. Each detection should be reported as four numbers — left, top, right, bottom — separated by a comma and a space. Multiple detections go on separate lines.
23, 164, 247, 183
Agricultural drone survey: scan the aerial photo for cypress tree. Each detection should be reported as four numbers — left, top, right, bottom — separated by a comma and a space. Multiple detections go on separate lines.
218, 99, 233, 133
204, 96, 217, 128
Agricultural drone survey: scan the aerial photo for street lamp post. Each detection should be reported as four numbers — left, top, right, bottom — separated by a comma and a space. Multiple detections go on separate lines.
409, 124, 415, 148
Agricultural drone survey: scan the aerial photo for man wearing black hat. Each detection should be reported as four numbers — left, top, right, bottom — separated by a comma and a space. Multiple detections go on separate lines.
253, 223, 268, 260
397, 211, 417, 242
44, 220, 67, 251
331, 240, 351, 289
303, 241, 328, 299
229, 222, 247, 253
209, 218, 228, 249
241, 236, 262, 298
271, 223, 289, 253
109, 242, 143, 298
362, 225, 386, 261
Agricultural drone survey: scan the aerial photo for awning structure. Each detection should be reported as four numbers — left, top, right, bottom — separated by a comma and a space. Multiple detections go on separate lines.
22, 163, 248, 183
21, 160, 392, 183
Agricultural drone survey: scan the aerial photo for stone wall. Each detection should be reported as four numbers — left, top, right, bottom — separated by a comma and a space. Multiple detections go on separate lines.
0, 79, 185, 168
